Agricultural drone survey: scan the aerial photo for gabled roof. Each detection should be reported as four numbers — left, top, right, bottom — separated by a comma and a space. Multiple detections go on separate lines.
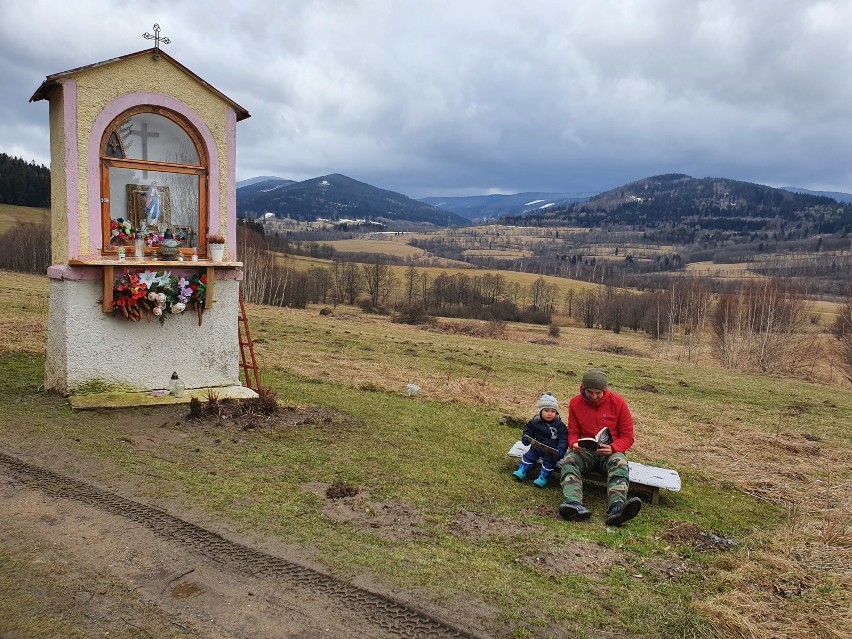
30, 48, 250, 121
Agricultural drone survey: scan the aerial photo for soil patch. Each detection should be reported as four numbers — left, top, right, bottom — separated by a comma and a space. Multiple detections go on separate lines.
639, 557, 692, 581
447, 510, 542, 541
521, 541, 625, 577
661, 521, 735, 552
302, 482, 425, 542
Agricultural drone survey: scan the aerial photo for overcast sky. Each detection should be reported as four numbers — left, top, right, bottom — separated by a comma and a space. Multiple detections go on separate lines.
3, 0, 852, 199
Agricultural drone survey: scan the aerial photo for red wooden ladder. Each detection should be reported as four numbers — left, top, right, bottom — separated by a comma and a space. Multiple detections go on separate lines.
238, 289, 262, 392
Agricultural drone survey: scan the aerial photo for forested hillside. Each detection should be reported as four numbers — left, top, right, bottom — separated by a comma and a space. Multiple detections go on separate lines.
0, 153, 50, 208
237, 174, 467, 226
506, 174, 852, 240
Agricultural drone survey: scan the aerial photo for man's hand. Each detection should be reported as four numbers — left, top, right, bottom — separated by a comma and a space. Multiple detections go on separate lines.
571, 443, 584, 453
595, 444, 613, 456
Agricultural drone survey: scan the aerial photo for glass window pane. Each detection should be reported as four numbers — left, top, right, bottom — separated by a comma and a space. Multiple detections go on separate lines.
114, 113, 200, 165
109, 167, 199, 248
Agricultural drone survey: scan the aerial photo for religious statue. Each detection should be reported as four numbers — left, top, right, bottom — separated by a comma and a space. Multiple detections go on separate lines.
145, 181, 162, 227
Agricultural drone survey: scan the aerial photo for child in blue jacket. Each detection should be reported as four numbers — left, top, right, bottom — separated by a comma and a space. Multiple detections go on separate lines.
512, 393, 568, 487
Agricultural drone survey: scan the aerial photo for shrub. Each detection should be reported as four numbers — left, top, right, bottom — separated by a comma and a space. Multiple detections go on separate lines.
392, 305, 434, 325
0, 221, 51, 274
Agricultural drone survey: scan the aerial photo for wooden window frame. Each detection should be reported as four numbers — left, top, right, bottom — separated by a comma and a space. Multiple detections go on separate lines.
99, 106, 209, 255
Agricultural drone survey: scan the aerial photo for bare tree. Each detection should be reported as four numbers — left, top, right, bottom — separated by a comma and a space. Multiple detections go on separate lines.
404, 264, 419, 308
362, 257, 395, 308
308, 266, 333, 303
712, 278, 812, 372
331, 259, 363, 305
830, 292, 852, 382
0, 221, 51, 274
238, 225, 294, 306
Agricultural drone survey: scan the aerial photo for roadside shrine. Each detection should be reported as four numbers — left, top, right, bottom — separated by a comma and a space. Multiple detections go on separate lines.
31, 33, 252, 395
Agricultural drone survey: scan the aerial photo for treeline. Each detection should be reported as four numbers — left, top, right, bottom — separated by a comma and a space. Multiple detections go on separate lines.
567, 278, 831, 374
238, 224, 559, 324
0, 222, 51, 273
240, 225, 849, 377
0, 153, 50, 208
413, 227, 852, 296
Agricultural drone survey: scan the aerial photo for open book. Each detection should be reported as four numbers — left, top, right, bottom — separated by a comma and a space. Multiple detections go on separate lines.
577, 427, 612, 452
528, 438, 561, 457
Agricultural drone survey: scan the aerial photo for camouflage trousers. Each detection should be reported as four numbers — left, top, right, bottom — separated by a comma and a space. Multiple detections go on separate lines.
559, 451, 630, 507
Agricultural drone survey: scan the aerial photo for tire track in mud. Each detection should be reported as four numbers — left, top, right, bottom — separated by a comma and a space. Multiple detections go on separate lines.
0, 451, 481, 639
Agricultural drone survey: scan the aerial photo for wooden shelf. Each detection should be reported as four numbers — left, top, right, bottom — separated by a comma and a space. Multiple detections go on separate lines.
67, 258, 243, 313
68, 258, 242, 267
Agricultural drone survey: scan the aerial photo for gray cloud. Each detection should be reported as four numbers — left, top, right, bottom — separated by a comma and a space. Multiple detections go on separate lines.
3, 0, 852, 198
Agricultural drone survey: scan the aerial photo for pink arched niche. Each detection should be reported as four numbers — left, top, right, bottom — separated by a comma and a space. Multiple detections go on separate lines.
85, 93, 221, 256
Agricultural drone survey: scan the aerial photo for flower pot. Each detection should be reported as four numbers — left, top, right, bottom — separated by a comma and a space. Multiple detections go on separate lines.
209, 243, 225, 262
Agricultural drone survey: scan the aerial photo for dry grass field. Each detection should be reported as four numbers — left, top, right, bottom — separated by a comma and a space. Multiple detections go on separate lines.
278, 252, 604, 300
324, 236, 426, 258
1, 268, 849, 638
0, 203, 49, 234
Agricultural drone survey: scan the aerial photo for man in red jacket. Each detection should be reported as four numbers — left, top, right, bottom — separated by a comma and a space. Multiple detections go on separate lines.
558, 369, 642, 526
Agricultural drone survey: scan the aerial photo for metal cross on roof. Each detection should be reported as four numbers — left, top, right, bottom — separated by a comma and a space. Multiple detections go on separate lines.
143, 23, 171, 60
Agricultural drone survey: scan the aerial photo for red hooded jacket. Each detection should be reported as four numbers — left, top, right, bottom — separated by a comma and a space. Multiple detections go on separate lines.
567, 385, 635, 454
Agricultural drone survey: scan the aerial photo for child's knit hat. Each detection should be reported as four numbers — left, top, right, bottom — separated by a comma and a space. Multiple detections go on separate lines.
538, 392, 559, 411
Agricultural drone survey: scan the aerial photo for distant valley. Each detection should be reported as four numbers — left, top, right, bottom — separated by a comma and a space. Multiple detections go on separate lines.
236, 170, 852, 228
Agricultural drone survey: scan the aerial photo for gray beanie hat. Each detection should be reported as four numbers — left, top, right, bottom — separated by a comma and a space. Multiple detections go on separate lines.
538, 392, 559, 411
582, 368, 608, 391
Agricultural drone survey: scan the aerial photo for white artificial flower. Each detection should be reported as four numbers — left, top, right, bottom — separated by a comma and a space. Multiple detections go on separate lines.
138, 270, 159, 288
171, 302, 186, 313
156, 293, 167, 304
153, 306, 163, 316
148, 292, 157, 301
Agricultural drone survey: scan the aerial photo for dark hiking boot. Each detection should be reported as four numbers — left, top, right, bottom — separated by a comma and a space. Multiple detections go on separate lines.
558, 502, 591, 521
605, 497, 642, 526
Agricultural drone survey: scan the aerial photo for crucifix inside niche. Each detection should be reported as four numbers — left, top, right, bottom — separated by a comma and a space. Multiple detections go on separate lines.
129, 122, 159, 178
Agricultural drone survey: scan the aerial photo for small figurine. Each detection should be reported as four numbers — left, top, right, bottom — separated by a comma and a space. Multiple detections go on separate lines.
145, 181, 162, 227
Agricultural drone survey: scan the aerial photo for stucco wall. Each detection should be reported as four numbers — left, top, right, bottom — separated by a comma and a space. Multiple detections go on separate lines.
48, 89, 69, 263
45, 277, 241, 394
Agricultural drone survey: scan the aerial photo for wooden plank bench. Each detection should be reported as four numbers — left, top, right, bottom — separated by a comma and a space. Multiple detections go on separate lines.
507, 441, 680, 505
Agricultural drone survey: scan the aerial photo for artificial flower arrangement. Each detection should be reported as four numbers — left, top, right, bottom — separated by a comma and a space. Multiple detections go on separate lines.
144, 231, 165, 247
112, 268, 208, 326
142, 228, 188, 248
109, 218, 137, 245
207, 234, 226, 245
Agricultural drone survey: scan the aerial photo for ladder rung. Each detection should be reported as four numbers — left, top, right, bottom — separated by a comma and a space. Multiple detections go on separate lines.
237, 288, 262, 393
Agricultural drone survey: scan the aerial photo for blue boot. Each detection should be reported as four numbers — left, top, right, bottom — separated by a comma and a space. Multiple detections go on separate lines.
533, 469, 550, 488
512, 462, 532, 481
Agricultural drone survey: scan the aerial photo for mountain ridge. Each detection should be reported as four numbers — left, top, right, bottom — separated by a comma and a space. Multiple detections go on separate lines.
503, 173, 852, 235
235, 171, 852, 230
418, 191, 591, 221
236, 174, 467, 226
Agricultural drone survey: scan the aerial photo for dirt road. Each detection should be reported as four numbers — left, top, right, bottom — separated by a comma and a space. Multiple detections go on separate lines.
0, 450, 480, 639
